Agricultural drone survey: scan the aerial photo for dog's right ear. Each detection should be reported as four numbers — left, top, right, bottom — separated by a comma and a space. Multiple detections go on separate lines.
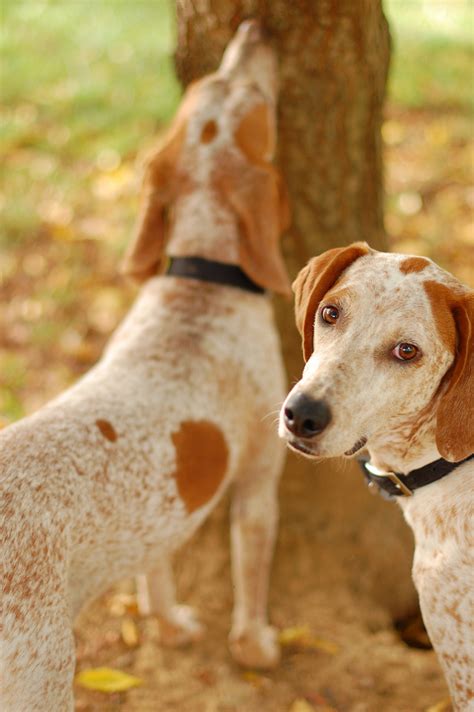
293, 242, 371, 361
120, 120, 187, 282
429, 288, 474, 462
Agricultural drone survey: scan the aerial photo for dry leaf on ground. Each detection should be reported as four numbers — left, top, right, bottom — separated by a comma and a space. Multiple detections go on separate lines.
121, 618, 139, 647
75, 667, 142, 693
279, 626, 339, 654
425, 699, 452, 712
289, 699, 315, 712
242, 670, 268, 689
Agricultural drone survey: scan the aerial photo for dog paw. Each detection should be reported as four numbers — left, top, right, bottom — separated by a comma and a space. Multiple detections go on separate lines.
229, 623, 280, 669
159, 605, 205, 647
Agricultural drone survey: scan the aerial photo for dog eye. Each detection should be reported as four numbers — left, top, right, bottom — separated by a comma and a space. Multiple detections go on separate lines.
392, 342, 419, 362
321, 305, 339, 324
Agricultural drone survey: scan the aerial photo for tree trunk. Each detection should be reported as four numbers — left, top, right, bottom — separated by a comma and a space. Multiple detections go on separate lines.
174, 0, 416, 626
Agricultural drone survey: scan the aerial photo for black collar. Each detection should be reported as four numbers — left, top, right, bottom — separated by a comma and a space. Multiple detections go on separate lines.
165, 256, 265, 294
358, 453, 474, 499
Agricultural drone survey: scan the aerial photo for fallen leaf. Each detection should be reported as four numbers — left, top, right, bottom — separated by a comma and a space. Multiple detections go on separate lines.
289, 699, 315, 712
107, 592, 138, 617
75, 667, 142, 692
279, 625, 312, 646
425, 699, 452, 712
306, 637, 340, 655
279, 626, 339, 655
49, 223, 76, 242
242, 671, 266, 688
121, 618, 139, 647
93, 165, 133, 200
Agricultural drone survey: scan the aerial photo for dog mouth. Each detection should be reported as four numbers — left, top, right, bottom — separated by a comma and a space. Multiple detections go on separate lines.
344, 436, 368, 457
287, 438, 318, 457
286, 434, 368, 459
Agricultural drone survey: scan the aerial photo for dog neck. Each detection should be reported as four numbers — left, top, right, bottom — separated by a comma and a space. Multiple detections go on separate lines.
166, 193, 241, 266
366, 406, 442, 476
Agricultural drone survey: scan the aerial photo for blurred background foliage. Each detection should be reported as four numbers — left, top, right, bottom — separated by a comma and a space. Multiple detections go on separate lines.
1, 0, 473, 424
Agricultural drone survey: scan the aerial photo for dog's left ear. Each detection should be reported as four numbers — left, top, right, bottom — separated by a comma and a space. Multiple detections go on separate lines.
293, 242, 371, 361
434, 291, 474, 462
220, 103, 291, 296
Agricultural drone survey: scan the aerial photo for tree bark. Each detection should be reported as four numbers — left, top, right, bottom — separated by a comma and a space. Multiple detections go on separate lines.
175, 0, 416, 622
176, 0, 389, 259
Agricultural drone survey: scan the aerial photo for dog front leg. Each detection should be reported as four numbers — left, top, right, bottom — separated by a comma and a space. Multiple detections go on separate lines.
413, 551, 474, 711
228, 452, 283, 669
137, 557, 204, 647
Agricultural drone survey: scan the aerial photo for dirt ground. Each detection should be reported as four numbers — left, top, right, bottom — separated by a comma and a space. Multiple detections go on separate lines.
74, 458, 451, 712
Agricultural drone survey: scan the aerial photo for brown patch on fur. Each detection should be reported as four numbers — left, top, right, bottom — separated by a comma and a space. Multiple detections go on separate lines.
400, 256, 429, 274
293, 242, 370, 361
234, 103, 273, 164
96, 420, 117, 442
201, 119, 218, 143
171, 420, 228, 513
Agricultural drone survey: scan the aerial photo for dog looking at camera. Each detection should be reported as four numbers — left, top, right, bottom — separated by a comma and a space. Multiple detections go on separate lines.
280, 242, 473, 710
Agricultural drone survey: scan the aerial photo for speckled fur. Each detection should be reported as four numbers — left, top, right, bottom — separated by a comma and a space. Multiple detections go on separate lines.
1, 23, 287, 711
281, 245, 474, 711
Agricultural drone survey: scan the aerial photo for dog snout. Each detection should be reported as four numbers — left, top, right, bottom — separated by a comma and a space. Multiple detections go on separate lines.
283, 393, 332, 439
237, 19, 262, 43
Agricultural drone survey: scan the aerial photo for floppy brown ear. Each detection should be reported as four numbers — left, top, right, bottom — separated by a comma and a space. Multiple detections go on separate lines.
434, 292, 474, 461
293, 242, 371, 361
121, 120, 186, 282
218, 102, 290, 295
220, 160, 291, 295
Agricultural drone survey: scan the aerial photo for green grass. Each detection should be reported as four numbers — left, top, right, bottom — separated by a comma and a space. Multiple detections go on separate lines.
1, 0, 181, 156
384, 0, 473, 110
0, 0, 181, 250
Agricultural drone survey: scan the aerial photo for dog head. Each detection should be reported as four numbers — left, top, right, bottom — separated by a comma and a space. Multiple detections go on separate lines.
280, 243, 473, 464
121, 20, 290, 295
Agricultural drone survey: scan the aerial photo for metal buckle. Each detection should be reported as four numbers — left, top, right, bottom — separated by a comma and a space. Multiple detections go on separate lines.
163, 255, 171, 274
364, 461, 413, 497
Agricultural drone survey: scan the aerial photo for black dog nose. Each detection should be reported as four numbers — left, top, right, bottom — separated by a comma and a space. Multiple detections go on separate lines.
284, 393, 331, 439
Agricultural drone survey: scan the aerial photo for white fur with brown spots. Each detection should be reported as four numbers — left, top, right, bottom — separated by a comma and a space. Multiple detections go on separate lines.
0, 21, 288, 711
280, 243, 473, 711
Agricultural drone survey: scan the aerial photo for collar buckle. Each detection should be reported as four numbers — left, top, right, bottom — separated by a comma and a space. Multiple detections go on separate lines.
364, 461, 413, 497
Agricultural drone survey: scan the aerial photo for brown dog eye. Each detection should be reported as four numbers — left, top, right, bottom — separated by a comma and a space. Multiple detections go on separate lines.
393, 342, 419, 361
321, 305, 339, 324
